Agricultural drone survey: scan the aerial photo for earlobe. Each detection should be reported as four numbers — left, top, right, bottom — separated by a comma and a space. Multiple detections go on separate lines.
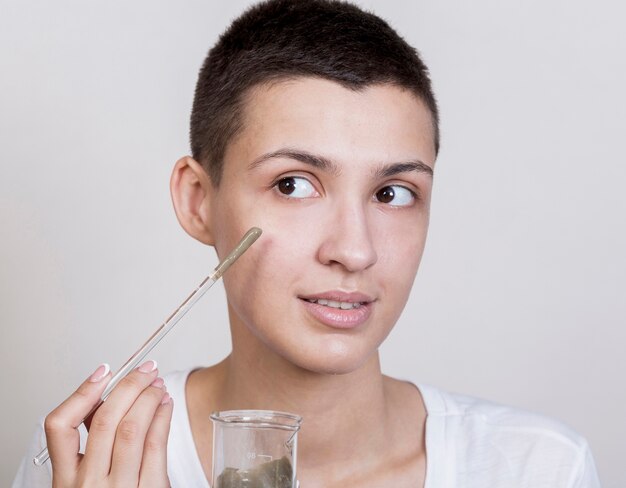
170, 156, 215, 245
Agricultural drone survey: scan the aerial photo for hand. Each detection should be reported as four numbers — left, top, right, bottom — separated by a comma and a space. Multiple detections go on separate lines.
44, 360, 173, 487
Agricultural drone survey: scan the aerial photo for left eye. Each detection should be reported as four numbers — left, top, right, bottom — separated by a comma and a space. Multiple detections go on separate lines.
374, 185, 415, 207
275, 176, 318, 199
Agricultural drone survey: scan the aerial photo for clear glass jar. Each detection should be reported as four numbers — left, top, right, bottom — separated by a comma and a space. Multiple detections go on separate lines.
210, 410, 303, 488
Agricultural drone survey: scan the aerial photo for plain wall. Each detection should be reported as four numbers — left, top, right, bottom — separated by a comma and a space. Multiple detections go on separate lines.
1, 0, 624, 485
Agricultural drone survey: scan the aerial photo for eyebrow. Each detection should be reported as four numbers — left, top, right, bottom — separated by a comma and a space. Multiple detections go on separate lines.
374, 161, 433, 179
249, 149, 340, 175
249, 148, 433, 178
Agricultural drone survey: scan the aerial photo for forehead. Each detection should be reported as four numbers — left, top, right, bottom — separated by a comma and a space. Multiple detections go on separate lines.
226, 77, 437, 170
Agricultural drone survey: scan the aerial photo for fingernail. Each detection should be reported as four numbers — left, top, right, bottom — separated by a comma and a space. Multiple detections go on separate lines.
138, 359, 158, 373
151, 377, 165, 388
161, 393, 171, 405
89, 363, 110, 383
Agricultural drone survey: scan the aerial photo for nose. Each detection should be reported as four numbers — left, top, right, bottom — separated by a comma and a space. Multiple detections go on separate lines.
316, 201, 378, 272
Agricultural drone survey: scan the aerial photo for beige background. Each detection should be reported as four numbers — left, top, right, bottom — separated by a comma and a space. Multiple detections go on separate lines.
1, 0, 624, 486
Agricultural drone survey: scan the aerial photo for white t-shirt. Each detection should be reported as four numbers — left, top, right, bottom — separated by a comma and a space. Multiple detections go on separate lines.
13, 369, 602, 487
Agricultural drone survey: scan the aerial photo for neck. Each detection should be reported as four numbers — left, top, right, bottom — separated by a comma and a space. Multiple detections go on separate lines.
212, 326, 392, 471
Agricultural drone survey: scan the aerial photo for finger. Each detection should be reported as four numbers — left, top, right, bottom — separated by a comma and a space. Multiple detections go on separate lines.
139, 394, 174, 487
81, 359, 158, 478
108, 378, 168, 485
44, 363, 111, 484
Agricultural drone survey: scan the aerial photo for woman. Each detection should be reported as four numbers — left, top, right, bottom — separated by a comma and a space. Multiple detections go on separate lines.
14, 1, 600, 486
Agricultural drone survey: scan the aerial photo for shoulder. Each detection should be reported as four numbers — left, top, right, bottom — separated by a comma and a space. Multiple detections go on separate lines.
418, 384, 601, 487
162, 368, 195, 435
163, 368, 193, 390
421, 383, 585, 444
161, 368, 212, 488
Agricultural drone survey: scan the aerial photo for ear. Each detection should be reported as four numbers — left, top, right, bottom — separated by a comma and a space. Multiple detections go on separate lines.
170, 156, 215, 245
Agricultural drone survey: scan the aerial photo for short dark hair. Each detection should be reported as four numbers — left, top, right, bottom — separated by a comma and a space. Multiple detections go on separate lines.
190, 0, 439, 185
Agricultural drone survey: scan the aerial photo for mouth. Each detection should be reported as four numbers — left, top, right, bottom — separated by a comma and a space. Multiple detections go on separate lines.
298, 291, 375, 329
302, 298, 364, 310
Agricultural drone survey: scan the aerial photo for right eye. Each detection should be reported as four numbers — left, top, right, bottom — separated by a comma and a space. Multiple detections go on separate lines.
274, 176, 319, 199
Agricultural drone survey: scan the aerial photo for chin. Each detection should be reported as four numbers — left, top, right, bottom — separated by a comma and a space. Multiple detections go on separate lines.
282, 339, 377, 376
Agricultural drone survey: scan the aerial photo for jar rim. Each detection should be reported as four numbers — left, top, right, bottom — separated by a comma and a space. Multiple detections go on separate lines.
210, 409, 303, 431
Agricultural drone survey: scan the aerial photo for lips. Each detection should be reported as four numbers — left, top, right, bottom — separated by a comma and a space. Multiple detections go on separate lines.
299, 291, 375, 329
303, 298, 363, 309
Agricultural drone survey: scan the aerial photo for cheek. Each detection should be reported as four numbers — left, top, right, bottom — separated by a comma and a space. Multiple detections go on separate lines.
220, 230, 308, 310
375, 218, 428, 301
376, 209, 428, 263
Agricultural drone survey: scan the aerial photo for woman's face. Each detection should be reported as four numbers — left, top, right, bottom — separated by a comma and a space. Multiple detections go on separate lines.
208, 77, 436, 374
